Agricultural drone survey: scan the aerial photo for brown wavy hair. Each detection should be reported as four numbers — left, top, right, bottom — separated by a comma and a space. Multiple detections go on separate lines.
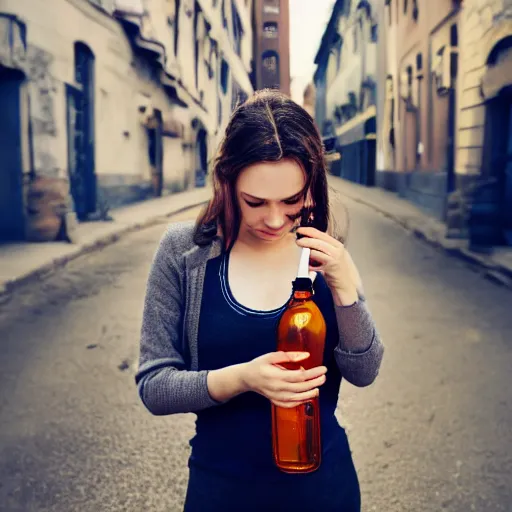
194, 89, 347, 247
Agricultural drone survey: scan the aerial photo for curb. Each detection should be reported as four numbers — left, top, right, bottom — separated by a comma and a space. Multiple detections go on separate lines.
337, 188, 512, 290
0, 200, 208, 298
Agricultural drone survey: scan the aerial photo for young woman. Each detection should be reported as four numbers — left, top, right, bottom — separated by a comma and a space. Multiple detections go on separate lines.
136, 90, 384, 511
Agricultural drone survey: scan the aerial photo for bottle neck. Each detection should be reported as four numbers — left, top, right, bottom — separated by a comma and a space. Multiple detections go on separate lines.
293, 290, 313, 301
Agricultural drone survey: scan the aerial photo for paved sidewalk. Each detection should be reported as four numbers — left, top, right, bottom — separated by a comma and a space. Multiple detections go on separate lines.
328, 176, 512, 288
0, 186, 211, 295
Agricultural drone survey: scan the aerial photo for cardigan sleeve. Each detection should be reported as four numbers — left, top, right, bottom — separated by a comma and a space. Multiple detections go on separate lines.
135, 226, 222, 415
333, 295, 384, 387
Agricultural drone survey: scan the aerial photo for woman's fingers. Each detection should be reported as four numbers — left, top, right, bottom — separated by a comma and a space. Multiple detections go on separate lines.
296, 227, 344, 248
309, 249, 331, 266
265, 351, 310, 366
281, 365, 327, 383
283, 374, 326, 393
273, 388, 320, 407
296, 236, 335, 256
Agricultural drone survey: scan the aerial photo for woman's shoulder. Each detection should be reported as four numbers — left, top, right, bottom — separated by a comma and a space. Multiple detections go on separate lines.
162, 220, 197, 247
155, 221, 199, 264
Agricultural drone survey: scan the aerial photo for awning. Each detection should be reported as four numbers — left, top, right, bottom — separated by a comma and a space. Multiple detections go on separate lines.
160, 72, 189, 108
334, 105, 376, 146
162, 116, 185, 138
138, 96, 185, 138
114, 5, 166, 69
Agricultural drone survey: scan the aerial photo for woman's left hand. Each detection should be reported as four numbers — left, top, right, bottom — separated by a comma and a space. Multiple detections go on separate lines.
296, 227, 362, 306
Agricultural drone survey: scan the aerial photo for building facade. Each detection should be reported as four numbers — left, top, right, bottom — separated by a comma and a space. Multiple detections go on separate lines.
314, 0, 379, 185
252, 0, 290, 95
448, 0, 512, 247
375, 0, 511, 247
375, 0, 462, 221
0, 0, 254, 242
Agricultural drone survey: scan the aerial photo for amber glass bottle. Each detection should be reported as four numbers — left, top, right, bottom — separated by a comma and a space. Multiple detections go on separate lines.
272, 248, 327, 473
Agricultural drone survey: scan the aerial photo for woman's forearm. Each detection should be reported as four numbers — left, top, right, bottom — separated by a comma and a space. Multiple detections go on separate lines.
207, 363, 250, 402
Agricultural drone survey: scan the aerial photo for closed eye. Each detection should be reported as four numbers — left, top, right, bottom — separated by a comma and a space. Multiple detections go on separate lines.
284, 197, 301, 205
245, 200, 264, 208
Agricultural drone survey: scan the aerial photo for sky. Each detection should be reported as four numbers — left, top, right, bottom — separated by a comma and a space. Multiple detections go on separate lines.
289, 0, 336, 104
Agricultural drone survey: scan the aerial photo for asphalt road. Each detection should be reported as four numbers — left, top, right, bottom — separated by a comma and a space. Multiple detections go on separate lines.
0, 200, 511, 512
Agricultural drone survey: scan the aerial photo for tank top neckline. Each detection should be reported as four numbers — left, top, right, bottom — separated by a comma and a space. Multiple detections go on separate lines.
219, 246, 291, 318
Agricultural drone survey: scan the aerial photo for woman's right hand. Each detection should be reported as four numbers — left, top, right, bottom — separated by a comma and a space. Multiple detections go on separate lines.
241, 351, 327, 408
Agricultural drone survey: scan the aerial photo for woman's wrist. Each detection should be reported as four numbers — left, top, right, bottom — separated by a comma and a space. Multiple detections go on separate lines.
207, 363, 250, 402
331, 286, 359, 307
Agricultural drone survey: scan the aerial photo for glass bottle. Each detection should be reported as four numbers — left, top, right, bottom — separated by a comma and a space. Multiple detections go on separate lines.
272, 247, 326, 473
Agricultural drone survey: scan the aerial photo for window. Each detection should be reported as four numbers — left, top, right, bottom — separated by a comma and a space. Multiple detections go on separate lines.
232, 3, 243, 56
412, 0, 419, 20
263, 22, 278, 38
416, 53, 422, 71
221, 0, 227, 28
220, 58, 229, 94
263, 0, 279, 14
404, 0, 408, 13
450, 24, 458, 47
386, 0, 392, 25
406, 65, 413, 98
174, 0, 180, 56
371, 24, 378, 42
261, 50, 280, 88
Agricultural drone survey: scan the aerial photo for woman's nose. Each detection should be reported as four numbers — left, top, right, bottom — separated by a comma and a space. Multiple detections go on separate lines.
264, 205, 286, 230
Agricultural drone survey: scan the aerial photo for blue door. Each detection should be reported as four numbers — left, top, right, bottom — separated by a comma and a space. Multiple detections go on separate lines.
0, 68, 24, 242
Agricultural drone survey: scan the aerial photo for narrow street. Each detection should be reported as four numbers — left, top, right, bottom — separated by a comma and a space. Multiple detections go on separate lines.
0, 199, 511, 512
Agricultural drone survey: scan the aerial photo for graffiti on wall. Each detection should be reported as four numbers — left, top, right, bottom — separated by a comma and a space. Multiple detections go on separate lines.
25, 45, 60, 176
26, 45, 58, 137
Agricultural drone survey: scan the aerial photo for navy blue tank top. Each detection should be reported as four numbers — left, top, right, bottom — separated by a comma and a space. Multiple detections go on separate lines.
189, 248, 349, 480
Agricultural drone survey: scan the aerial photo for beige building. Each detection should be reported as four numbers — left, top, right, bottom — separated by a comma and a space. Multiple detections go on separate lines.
0, 0, 254, 242
377, 0, 461, 220
448, 0, 512, 246
377, 0, 511, 247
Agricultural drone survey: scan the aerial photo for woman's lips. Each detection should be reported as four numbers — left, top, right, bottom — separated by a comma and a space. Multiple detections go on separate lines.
258, 229, 283, 238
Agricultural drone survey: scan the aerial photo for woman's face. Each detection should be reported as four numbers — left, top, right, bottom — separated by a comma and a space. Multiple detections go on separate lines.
236, 158, 307, 243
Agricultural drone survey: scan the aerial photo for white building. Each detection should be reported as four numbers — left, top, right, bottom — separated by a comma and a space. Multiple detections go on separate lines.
0, 0, 254, 242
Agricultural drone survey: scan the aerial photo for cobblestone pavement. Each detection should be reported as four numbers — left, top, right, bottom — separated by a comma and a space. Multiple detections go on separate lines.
0, 202, 511, 512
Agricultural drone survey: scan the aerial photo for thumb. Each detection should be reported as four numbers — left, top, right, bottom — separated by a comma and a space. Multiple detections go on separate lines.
268, 351, 310, 364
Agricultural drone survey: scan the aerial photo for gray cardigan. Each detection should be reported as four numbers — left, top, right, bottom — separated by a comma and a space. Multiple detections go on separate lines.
135, 221, 384, 416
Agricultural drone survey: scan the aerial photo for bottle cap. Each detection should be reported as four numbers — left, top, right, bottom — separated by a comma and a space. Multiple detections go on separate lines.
292, 277, 313, 292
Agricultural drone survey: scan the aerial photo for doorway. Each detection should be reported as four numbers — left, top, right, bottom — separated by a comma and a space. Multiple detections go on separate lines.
195, 128, 208, 187
490, 87, 512, 245
66, 43, 96, 221
0, 67, 25, 242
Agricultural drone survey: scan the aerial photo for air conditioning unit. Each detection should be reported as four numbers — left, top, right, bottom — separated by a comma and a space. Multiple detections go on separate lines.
436, 47, 458, 94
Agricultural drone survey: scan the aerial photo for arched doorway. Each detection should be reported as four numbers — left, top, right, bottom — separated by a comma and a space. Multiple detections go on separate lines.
66, 42, 96, 221
0, 67, 25, 241
147, 109, 164, 197
192, 118, 208, 188
480, 37, 512, 245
